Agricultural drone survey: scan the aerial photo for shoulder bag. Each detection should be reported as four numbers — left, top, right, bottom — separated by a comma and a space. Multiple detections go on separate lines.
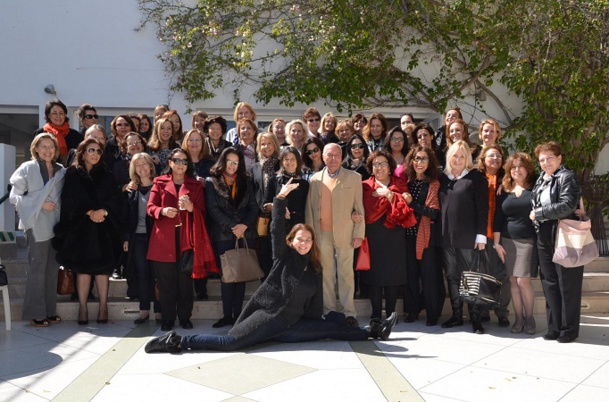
552, 199, 599, 268
221, 239, 264, 283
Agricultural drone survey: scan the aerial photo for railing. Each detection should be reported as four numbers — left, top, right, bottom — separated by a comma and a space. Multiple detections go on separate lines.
0, 185, 11, 206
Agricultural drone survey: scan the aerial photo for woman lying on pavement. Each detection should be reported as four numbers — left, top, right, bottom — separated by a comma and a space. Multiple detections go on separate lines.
146, 178, 398, 354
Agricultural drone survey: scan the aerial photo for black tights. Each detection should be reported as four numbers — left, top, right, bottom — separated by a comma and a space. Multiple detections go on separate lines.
368, 285, 399, 319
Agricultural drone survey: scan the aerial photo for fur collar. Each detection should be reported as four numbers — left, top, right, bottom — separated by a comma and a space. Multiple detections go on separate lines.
210, 174, 248, 207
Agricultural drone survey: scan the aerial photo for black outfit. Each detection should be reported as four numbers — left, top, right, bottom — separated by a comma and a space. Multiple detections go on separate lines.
103, 137, 124, 173
438, 170, 488, 322
531, 165, 583, 340
54, 165, 124, 275
321, 131, 339, 145
342, 160, 371, 181
205, 175, 258, 321
265, 174, 309, 231
434, 126, 447, 152
251, 159, 281, 278
193, 159, 215, 179
179, 197, 367, 351
494, 190, 539, 278
403, 179, 445, 323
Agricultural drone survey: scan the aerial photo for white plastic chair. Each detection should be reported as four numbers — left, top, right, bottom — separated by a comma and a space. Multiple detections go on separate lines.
0, 285, 10, 330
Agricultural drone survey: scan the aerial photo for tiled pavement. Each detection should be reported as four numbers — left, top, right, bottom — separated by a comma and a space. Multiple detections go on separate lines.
1, 314, 609, 401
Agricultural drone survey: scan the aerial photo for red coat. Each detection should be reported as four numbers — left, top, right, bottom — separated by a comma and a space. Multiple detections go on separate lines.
146, 174, 218, 278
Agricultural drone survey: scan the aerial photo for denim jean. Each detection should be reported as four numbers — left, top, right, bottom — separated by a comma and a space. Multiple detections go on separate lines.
181, 312, 367, 352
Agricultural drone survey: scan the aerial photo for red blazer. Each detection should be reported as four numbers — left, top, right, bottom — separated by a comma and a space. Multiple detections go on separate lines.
146, 174, 217, 277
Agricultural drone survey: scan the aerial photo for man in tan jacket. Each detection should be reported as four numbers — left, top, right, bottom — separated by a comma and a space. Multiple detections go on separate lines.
305, 143, 365, 326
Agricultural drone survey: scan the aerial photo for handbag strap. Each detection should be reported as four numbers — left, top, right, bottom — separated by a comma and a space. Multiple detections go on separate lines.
234, 238, 250, 251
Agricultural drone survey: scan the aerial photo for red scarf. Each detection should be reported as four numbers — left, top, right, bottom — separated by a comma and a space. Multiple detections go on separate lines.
362, 176, 415, 229
43, 122, 70, 156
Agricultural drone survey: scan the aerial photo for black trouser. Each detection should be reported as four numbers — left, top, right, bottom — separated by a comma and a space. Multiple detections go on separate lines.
443, 247, 483, 320
480, 240, 510, 319
153, 260, 193, 323
404, 238, 445, 321
368, 285, 399, 320
132, 234, 160, 313
216, 239, 254, 320
537, 222, 584, 338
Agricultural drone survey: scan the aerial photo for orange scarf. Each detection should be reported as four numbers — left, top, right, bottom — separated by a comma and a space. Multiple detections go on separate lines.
415, 180, 440, 260
43, 122, 70, 156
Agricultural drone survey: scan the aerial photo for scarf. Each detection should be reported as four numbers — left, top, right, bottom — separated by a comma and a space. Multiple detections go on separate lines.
43, 122, 70, 156
415, 179, 440, 260
362, 176, 414, 229
223, 172, 237, 199
260, 154, 279, 189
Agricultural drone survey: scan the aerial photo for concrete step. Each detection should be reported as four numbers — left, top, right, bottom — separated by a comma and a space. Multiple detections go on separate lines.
2, 291, 609, 323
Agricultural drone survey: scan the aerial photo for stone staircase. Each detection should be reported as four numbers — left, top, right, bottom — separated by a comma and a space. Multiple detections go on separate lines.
1, 234, 609, 323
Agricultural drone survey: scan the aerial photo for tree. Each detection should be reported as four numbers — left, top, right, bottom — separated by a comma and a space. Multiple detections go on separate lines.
139, 0, 609, 176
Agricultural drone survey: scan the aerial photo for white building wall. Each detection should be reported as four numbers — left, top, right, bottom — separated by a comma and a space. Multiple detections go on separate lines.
0, 0, 606, 174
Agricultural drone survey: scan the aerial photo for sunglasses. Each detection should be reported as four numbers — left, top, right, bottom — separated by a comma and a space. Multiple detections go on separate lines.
86, 148, 103, 155
305, 147, 320, 155
171, 158, 189, 166
84, 114, 99, 120
350, 143, 365, 150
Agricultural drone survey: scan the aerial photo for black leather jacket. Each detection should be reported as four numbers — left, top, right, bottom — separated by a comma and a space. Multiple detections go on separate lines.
531, 165, 580, 224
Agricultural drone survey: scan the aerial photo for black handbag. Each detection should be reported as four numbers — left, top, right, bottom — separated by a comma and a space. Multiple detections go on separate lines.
179, 249, 194, 275
0, 260, 7, 286
459, 251, 501, 308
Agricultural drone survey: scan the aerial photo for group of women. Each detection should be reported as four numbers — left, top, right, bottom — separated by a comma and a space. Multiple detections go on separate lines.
10, 100, 586, 346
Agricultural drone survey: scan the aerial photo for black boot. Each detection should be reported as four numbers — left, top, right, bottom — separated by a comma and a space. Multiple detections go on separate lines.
145, 331, 182, 354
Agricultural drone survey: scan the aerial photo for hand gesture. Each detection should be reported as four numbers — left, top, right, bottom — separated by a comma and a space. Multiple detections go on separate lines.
277, 177, 299, 199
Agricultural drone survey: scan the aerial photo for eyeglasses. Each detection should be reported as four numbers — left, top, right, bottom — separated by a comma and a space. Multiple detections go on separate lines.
485, 154, 503, 159
372, 162, 389, 168
324, 153, 342, 159
127, 141, 142, 147
226, 160, 240, 166
116, 123, 131, 127
305, 147, 320, 155
307, 118, 320, 123
294, 237, 313, 244
84, 114, 99, 120
170, 158, 189, 165
350, 143, 365, 150
390, 137, 405, 143
86, 148, 103, 155
413, 157, 429, 163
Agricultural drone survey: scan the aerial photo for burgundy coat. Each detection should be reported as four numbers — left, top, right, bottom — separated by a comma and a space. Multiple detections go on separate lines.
146, 174, 217, 277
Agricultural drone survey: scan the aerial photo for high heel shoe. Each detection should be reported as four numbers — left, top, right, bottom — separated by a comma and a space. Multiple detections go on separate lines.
134, 314, 150, 325
78, 307, 88, 326
97, 306, 108, 324
524, 317, 536, 335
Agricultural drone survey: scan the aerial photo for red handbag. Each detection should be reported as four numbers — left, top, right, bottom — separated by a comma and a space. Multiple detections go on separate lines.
355, 238, 371, 271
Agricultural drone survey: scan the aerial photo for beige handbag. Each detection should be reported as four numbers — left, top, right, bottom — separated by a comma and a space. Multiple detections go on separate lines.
221, 239, 264, 283
256, 216, 270, 237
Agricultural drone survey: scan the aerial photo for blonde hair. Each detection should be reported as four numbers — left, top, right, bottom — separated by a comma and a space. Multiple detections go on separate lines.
285, 120, 307, 147
30, 133, 60, 162
233, 102, 256, 122
256, 132, 280, 159
444, 140, 474, 175
478, 118, 502, 143
129, 153, 156, 186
